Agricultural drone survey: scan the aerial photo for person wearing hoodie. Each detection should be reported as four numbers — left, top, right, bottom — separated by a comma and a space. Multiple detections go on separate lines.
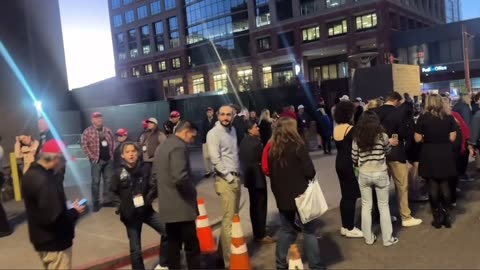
139, 118, 167, 172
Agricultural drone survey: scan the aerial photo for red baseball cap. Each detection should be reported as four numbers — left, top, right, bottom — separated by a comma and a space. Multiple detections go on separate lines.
170, 111, 180, 118
206, 107, 214, 112
92, 112, 103, 118
116, 128, 128, 137
41, 140, 65, 155
142, 119, 148, 129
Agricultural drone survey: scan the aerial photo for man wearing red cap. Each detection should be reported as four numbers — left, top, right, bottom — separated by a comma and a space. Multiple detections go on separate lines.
81, 112, 115, 212
163, 111, 181, 136
22, 140, 85, 269
114, 128, 129, 169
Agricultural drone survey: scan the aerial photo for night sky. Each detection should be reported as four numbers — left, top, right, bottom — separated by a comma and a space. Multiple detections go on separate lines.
58, 0, 480, 90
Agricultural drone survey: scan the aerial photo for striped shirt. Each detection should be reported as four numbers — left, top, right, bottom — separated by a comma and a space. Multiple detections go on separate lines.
352, 133, 391, 173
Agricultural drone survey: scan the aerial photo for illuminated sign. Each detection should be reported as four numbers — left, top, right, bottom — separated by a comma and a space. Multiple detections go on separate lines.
421, 65, 448, 73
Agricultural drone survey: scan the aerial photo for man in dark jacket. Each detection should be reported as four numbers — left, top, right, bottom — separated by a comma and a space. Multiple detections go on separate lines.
22, 140, 85, 269
374, 92, 422, 228
139, 117, 167, 172
453, 93, 472, 125
163, 111, 181, 136
239, 121, 275, 244
231, 104, 246, 146
111, 142, 168, 270
153, 121, 200, 269
202, 107, 217, 177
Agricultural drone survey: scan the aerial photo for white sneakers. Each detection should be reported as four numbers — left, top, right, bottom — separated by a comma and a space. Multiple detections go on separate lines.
340, 227, 364, 238
402, 217, 423, 227
154, 264, 169, 270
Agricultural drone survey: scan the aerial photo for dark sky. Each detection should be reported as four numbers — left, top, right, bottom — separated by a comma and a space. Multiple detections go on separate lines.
58, 0, 480, 89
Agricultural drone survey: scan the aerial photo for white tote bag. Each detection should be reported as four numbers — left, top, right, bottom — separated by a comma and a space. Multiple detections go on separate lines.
295, 178, 329, 224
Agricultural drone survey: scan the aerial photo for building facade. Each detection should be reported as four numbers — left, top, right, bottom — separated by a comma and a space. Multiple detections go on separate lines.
392, 18, 480, 95
108, 0, 447, 98
445, 0, 461, 23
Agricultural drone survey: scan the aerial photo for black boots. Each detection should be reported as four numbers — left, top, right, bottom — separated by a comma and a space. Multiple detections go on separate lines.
431, 208, 452, 229
442, 208, 452, 228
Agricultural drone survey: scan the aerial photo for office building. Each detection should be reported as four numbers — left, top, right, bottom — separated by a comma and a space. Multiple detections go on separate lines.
108, 0, 447, 97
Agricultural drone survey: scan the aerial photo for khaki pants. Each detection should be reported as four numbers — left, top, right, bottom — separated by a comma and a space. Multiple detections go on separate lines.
214, 176, 241, 268
387, 161, 412, 221
202, 144, 213, 174
38, 248, 72, 270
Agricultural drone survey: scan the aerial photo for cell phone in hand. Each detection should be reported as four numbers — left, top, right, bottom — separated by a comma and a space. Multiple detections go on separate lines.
392, 134, 398, 140
78, 198, 88, 206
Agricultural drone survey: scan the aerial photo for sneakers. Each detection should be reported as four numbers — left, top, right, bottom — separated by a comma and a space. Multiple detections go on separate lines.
340, 227, 364, 238
402, 217, 423, 227
154, 264, 168, 270
383, 237, 399, 247
365, 235, 376, 245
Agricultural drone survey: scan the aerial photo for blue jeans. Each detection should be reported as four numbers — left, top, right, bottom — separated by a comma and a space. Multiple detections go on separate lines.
358, 171, 393, 245
276, 210, 324, 269
90, 159, 114, 206
125, 210, 168, 270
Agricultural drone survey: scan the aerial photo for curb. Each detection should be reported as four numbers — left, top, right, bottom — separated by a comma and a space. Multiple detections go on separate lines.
76, 196, 247, 270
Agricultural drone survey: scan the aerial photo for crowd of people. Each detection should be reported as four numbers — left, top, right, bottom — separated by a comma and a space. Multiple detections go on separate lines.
1, 89, 480, 269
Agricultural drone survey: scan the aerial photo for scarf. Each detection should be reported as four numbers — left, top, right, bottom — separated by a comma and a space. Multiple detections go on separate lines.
451, 111, 470, 154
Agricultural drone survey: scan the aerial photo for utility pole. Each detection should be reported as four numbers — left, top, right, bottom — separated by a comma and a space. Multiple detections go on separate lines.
462, 24, 473, 94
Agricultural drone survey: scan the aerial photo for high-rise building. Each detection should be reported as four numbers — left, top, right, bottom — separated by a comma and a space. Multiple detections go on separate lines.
445, 0, 461, 22
108, 0, 447, 97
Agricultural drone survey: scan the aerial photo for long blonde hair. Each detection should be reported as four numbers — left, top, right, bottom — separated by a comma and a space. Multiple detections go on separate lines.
270, 117, 304, 167
425, 94, 448, 119
259, 109, 272, 124
365, 98, 383, 111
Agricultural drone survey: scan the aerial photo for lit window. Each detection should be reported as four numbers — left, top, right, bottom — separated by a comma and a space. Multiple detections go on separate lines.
328, 64, 337, 79
328, 19, 348, 37
151, 1, 162, 15
140, 25, 151, 55
164, 77, 184, 96
302, 26, 320, 42
356, 13, 377, 30
116, 33, 126, 60
262, 66, 272, 88
257, 37, 271, 52
113, 14, 123, 27
112, 0, 121, 9
164, 0, 175, 10
272, 70, 293, 86
170, 31, 180, 48
256, 4, 270, 27
213, 73, 228, 92
123, 0, 133, 5
132, 66, 140, 77
318, 62, 348, 80
158, 61, 167, 71
172, 57, 181, 69
137, 6, 148, 20
128, 29, 138, 58
125, 10, 135, 24
144, 64, 153, 74
237, 68, 253, 92
119, 69, 127, 78
326, 0, 346, 9
154, 21, 165, 52
192, 75, 205, 93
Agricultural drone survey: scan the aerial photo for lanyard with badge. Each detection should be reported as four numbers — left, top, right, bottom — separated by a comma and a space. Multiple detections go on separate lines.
99, 129, 108, 148
120, 168, 145, 208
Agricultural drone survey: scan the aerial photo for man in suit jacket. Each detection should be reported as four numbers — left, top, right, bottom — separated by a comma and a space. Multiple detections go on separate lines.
153, 121, 200, 269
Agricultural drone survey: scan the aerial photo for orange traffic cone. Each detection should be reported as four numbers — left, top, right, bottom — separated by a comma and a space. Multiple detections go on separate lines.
196, 198, 217, 254
230, 214, 251, 270
288, 244, 304, 270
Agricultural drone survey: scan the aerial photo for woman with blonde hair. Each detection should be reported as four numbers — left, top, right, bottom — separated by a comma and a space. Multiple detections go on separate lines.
268, 117, 323, 269
415, 94, 457, 228
15, 134, 39, 174
366, 98, 383, 111
258, 109, 273, 145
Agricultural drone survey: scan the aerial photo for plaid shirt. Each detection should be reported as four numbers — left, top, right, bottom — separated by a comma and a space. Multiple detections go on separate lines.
81, 126, 114, 163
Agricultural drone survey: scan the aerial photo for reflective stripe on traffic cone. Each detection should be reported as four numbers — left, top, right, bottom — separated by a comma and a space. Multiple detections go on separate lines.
288, 244, 304, 270
230, 214, 251, 270
196, 198, 217, 254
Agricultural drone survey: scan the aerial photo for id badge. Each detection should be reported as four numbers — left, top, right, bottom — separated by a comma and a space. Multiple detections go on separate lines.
101, 140, 108, 147
142, 145, 147, 152
133, 195, 144, 208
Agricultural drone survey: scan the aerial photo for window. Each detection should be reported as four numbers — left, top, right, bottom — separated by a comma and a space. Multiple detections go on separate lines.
113, 14, 123, 27
154, 21, 165, 51
163, 78, 184, 96
141, 25, 151, 55
237, 68, 253, 92
123, 0, 133, 5
257, 37, 271, 52
157, 60, 167, 71
132, 66, 140, 77
213, 73, 228, 92
356, 13, 377, 30
125, 10, 135, 24
315, 62, 348, 80
263, 66, 272, 88
128, 29, 138, 58
338, 62, 348, 78
164, 0, 175, 10
171, 57, 181, 69
119, 69, 128, 78
137, 6, 148, 20
144, 64, 153, 74
276, 0, 293, 21
300, 0, 317, 15
256, 3, 270, 27
192, 75, 205, 93
302, 26, 320, 42
328, 19, 348, 37
273, 70, 293, 86
168, 16, 178, 31
115, 33, 126, 60
151, 1, 161, 15
112, 0, 121, 9
326, 0, 346, 8
168, 17, 179, 48
278, 31, 295, 48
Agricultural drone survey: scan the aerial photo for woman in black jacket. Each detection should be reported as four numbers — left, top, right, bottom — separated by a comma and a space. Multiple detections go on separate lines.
239, 120, 275, 245
268, 117, 324, 270
111, 142, 168, 270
